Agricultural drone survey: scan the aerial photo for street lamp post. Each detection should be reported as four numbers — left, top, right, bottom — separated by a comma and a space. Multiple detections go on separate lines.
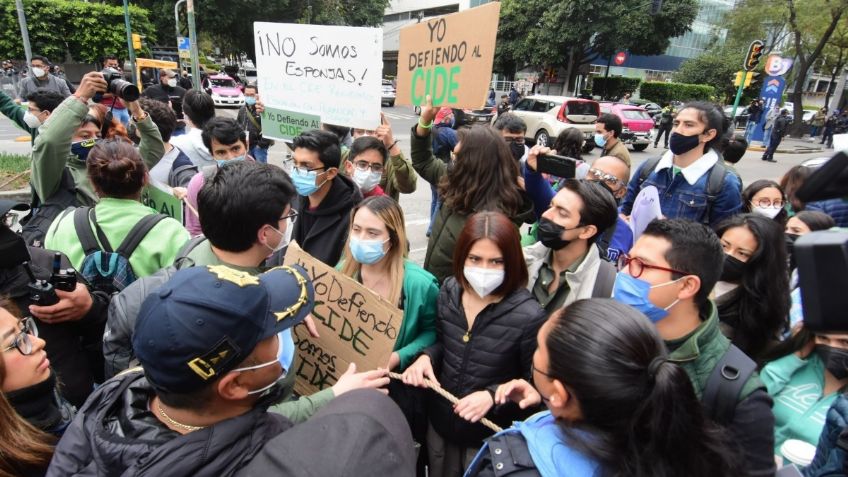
187, 0, 201, 90
175, 0, 186, 71
122, 0, 138, 85
14, 0, 32, 67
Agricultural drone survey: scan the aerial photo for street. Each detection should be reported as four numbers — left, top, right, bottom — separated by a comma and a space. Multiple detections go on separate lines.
0, 105, 836, 265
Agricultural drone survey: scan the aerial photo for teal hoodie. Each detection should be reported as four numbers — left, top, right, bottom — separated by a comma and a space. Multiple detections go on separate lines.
761, 353, 842, 458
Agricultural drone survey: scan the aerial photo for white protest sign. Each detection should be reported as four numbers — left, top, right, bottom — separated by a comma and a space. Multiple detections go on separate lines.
254, 22, 383, 130
630, 185, 662, 241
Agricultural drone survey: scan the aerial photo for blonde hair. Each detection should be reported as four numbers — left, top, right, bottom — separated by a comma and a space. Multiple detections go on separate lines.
340, 196, 408, 305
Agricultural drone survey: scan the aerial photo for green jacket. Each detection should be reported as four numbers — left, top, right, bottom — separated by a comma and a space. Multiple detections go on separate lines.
45, 198, 189, 279
410, 126, 535, 282
667, 301, 764, 401
31, 96, 164, 206
395, 260, 439, 370
0, 88, 37, 142
340, 148, 418, 202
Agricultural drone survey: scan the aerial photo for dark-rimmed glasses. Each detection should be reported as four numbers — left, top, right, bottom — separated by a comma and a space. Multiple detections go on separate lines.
2, 317, 38, 356
617, 254, 688, 279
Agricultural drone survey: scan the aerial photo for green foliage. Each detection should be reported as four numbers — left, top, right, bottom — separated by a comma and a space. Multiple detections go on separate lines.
0, 0, 155, 63
639, 82, 716, 104
122, 0, 389, 61
591, 77, 642, 100
673, 45, 761, 103
495, 0, 698, 77
0, 152, 29, 173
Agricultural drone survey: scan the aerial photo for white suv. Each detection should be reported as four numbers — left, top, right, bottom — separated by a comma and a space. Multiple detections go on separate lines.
509, 95, 600, 152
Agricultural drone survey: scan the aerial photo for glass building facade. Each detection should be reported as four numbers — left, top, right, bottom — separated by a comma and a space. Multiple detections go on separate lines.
665, 0, 736, 59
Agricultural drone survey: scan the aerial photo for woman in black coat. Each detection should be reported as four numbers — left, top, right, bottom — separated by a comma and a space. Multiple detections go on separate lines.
402, 211, 546, 477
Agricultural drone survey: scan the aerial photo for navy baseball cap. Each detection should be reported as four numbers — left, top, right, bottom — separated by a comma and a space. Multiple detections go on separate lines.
133, 264, 314, 394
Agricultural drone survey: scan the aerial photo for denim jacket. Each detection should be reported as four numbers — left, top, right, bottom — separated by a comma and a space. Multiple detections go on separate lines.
621, 150, 742, 228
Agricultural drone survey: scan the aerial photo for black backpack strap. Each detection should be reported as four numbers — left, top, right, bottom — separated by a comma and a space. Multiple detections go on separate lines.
116, 214, 168, 257
73, 207, 113, 255
591, 259, 616, 298
637, 155, 663, 186
701, 344, 758, 425
701, 159, 729, 226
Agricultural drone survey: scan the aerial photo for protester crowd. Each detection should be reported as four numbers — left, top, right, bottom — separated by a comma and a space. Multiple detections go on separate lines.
1, 56, 848, 477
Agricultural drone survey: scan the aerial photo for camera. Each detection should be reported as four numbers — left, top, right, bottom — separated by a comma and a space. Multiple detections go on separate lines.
23, 261, 58, 306
50, 252, 76, 292
98, 67, 139, 102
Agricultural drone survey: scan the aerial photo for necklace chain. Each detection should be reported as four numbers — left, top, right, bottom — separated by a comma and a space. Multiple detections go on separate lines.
157, 401, 206, 432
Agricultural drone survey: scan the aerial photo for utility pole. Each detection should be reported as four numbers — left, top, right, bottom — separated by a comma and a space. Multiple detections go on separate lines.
187, 0, 201, 90
122, 0, 138, 85
14, 0, 32, 67
175, 0, 186, 71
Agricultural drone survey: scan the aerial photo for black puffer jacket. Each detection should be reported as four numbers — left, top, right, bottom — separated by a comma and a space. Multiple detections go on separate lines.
423, 277, 546, 447
46, 370, 292, 477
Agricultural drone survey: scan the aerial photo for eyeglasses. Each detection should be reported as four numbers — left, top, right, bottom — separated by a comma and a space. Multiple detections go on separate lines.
280, 210, 298, 225
587, 168, 625, 189
752, 198, 784, 209
504, 137, 525, 145
353, 160, 384, 173
2, 317, 38, 356
617, 254, 689, 279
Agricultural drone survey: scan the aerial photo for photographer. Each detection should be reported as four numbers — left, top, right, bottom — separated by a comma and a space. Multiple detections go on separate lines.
0, 200, 109, 408
25, 71, 164, 246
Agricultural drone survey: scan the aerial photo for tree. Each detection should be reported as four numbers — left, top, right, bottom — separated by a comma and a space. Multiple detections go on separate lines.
0, 0, 156, 63
495, 0, 698, 92
673, 45, 762, 104
820, 24, 848, 109
118, 0, 388, 61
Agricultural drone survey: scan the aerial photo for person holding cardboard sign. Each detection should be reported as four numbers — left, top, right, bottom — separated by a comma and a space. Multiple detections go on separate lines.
402, 211, 546, 477
411, 95, 535, 283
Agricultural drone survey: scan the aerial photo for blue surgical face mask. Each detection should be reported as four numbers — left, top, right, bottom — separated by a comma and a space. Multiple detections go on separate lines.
594, 133, 607, 148
291, 168, 326, 197
216, 155, 245, 167
612, 272, 682, 323
245, 96, 257, 106
349, 237, 389, 265
71, 138, 98, 162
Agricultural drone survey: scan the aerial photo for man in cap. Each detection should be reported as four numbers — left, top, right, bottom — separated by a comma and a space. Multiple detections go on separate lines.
48, 265, 315, 476
141, 68, 188, 121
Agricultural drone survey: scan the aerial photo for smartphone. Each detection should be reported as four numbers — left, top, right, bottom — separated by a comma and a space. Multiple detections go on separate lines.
536, 154, 577, 179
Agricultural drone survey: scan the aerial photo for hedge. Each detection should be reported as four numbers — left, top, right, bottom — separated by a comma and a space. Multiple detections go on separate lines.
639, 82, 716, 105
592, 77, 642, 100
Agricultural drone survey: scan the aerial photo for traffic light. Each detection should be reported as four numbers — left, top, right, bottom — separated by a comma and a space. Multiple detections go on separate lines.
734, 71, 743, 87
132, 34, 142, 50
744, 40, 765, 71
745, 72, 758, 88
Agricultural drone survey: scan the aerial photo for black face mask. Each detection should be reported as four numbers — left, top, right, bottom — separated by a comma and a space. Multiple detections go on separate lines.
720, 254, 746, 283
786, 233, 799, 270
509, 142, 525, 162
0, 226, 30, 269
538, 217, 579, 251
669, 131, 703, 155
816, 345, 848, 380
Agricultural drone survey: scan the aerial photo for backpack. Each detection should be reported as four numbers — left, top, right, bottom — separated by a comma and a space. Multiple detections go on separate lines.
637, 155, 733, 226
591, 259, 616, 298
20, 169, 80, 248
73, 207, 167, 295
701, 344, 758, 425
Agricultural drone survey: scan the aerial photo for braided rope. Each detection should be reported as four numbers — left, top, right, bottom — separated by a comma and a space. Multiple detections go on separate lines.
388, 372, 503, 433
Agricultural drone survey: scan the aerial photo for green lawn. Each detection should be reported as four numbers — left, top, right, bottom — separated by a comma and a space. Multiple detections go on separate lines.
0, 152, 31, 190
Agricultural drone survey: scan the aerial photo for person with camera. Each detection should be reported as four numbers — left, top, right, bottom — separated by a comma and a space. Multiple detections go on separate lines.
25, 71, 164, 247
237, 83, 273, 164
15, 55, 70, 103
100, 54, 130, 126
0, 200, 110, 408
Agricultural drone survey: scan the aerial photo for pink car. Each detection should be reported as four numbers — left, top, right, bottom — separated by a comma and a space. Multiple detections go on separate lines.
205, 73, 245, 108
600, 102, 654, 151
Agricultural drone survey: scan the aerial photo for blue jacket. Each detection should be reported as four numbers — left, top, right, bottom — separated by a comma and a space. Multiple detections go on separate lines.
806, 198, 848, 228
621, 150, 742, 228
464, 411, 600, 477
804, 393, 848, 476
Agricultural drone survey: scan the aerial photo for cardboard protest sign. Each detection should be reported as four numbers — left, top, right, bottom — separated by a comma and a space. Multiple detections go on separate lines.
254, 22, 383, 132
396, 2, 500, 108
141, 180, 183, 224
283, 242, 400, 396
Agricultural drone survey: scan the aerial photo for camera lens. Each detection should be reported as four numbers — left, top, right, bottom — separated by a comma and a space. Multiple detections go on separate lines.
111, 79, 140, 101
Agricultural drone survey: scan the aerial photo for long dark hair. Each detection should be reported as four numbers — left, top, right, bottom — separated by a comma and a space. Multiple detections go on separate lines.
552, 127, 583, 161
439, 125, 524, 217
779, 165, 812, 213
546, 299, 739, 476
716, 214, 790, 360
742, 179, 788, 224
0, 300, 56, 477
453, 211, 528, 296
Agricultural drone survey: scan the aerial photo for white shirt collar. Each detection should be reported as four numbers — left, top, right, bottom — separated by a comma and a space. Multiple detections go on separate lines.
654, 149, 719, 185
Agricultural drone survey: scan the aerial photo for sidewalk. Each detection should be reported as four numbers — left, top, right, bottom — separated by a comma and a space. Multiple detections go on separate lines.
747, 136, 826, 154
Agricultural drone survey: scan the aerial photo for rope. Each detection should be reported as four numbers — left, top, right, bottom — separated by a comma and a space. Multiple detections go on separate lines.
388, 372, 503, 433
0, 168, 30, 190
